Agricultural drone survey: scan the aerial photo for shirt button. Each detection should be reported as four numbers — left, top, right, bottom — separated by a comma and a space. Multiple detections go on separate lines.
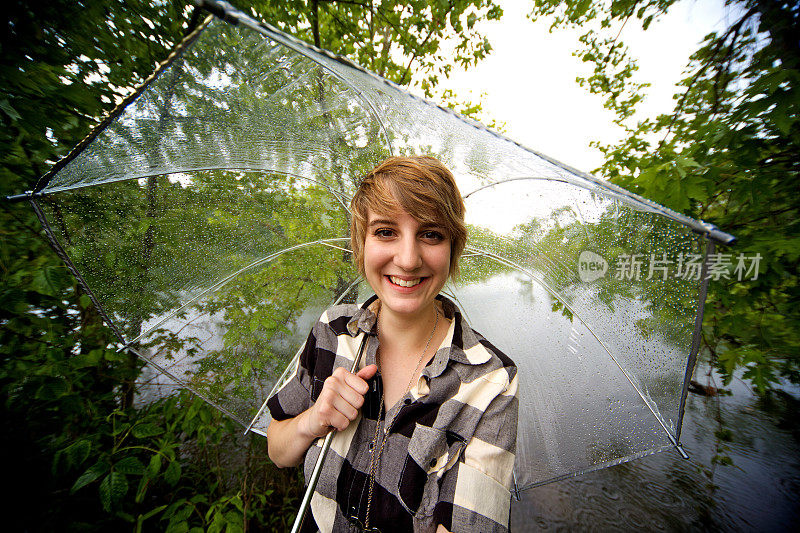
429, 458, 437, 468
404, 398, 411, 405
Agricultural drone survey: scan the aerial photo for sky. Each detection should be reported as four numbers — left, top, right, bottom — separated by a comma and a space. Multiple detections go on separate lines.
440, 0, 739, 174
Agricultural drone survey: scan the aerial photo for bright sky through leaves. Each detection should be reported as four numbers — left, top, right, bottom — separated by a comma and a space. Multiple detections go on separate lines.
442, 0, 740, 173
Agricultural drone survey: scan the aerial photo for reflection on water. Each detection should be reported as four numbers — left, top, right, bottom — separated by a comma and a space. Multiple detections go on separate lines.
510, 371, 800, 531
452, 271, 684, 488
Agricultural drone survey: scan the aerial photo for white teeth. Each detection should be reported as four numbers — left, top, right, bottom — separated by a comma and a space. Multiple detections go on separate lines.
390, 276, 421, 287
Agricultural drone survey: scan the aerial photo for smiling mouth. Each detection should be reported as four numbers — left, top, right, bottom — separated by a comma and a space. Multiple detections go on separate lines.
388, 275, 423, 288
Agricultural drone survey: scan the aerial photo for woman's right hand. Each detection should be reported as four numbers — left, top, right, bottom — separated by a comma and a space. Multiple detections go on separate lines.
303, 364, 378, 438
267, 363, 378, 468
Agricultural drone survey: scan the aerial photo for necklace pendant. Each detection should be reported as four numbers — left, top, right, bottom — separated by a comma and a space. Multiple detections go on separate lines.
348, 516, 382, 533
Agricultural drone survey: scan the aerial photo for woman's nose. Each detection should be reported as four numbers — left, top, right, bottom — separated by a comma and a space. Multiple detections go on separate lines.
394, 237, 423, 270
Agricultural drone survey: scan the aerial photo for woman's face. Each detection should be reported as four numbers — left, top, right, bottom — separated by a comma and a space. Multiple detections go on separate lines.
363, 207, 451, 320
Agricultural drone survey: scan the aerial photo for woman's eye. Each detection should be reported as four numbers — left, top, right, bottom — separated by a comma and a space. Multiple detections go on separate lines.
375, 229, 394, 238
422, 231, 445, 242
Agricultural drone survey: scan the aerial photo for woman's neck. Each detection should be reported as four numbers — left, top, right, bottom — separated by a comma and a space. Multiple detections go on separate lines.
375, 301, 447, 410
377, 302, 440, 356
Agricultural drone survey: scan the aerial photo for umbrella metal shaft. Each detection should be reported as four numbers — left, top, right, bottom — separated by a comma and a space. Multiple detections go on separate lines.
290, 332, 370, 533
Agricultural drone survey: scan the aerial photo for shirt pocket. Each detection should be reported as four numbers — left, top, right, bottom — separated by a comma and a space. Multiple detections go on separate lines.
398, 424, 466, 518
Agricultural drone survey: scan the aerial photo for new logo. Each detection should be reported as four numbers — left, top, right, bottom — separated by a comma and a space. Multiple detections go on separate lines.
578, 251, 608, 282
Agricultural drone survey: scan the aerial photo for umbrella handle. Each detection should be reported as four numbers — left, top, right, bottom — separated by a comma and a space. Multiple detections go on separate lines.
290, 332, 371, 533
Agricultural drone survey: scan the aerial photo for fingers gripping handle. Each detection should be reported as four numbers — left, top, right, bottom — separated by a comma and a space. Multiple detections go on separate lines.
290, 332, 371, 533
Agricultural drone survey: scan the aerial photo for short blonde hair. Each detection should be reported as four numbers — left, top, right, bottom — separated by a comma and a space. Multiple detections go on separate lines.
350, 156, 466, 278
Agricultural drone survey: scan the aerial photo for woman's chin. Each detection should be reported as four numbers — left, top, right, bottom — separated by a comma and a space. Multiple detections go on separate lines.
377, 293, 438, 318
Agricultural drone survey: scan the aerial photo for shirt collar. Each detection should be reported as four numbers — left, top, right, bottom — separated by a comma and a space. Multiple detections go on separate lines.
346, 294, 380, 336
427, 295, 491, 377
347, 294, 491, 377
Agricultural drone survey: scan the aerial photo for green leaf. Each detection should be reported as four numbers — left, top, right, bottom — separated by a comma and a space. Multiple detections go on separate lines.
164, 460, 181, 486
0, 99, 22, 121
31, 266, 69, 297
187, 398, 201, 420
34, 377, 68, 400
208, 514, 225, 533
132, 423, 163, 438
224, 517, 244, 533
71, 349, 104, 368
147, 454, 162, 478
71, 461, 110, 494
138, 504, 167, 522
112, 422, 131, 436
114, 456, 145, 475
98, 471, 127, 512
165, 521, 190, 533
172, 503, 193, 522
717, 349, 742, 377
61, 440, 92, 470
135, 474, 150, 504
79, 294, 93, 308
743, 364, 776, 395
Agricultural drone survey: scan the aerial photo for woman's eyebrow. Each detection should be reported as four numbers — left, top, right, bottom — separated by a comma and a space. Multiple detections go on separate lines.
368, 219, 397, 227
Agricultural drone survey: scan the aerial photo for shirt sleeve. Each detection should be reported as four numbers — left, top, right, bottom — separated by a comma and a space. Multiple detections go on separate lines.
433, 370, 519, 533
265, 322, 319, 421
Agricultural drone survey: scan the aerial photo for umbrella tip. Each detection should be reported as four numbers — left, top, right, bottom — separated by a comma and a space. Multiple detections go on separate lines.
675, 443, 689, 460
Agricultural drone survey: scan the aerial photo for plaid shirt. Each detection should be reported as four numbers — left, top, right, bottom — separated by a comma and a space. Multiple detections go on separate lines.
267, 295, 518, 533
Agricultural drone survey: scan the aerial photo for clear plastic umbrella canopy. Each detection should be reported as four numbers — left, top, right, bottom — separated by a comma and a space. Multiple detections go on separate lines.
25, 0, 733, 493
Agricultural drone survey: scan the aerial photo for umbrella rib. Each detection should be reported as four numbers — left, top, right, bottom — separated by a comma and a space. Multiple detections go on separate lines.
465, 175, 715, 244
243, 275, 363, 435
318, 241, 352, 253
517, 444, 674, 492
465, 245, 681, 449
121, 344, 248, 427
463, 176, 570, 199
676, 239, 714, 444
242, 343, 308, 437
41, 167, 354, 216
121, 237, 351, 348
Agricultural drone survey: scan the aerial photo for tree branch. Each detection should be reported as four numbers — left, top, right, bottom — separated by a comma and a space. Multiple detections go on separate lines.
657, 7, 758, 149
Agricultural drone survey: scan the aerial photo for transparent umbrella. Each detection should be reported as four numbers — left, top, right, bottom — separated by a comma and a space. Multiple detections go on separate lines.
11, 0, 734, 505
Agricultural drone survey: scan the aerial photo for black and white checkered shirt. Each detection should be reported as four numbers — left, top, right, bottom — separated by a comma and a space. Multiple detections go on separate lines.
267, 295, 518, 532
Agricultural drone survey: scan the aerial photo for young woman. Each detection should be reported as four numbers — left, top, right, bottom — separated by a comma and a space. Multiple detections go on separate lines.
267, 156, 518, 533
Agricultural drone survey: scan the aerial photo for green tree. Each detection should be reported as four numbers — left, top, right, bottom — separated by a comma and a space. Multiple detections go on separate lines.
2, 0, 504, 528
253, 0, 502, 95
528, 0, 800, 394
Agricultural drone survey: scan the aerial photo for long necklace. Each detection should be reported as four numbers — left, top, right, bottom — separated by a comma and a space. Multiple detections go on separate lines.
362, 305, 439, 531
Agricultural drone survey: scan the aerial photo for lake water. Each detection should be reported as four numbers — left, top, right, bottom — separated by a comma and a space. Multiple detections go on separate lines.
452, 272, 800, 531
510, 371, 800, 531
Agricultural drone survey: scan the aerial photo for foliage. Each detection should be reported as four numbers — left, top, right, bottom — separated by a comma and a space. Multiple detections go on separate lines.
529, 0, 800, 394
62, 393, 304, 532
250, 0, 502, 97
2, 0, 504, 529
